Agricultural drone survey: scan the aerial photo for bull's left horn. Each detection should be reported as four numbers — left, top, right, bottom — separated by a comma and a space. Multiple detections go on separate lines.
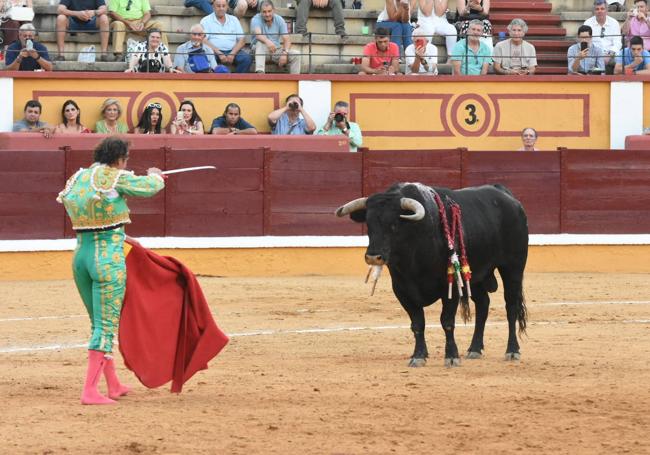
335, 197, 368, 217
400, 198, 425, 221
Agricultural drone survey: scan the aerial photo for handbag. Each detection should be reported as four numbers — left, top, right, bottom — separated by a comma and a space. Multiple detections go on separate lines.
137, 57, 163, 73
188, 47, 211, 73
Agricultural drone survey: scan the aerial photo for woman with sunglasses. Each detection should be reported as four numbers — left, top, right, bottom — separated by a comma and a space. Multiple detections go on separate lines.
135, 103, 164, 134
54, 99, 91, 134
57, 136, 165, 405
95, 99, 129, 134
125, 28, 179, 73
170, 100, 205, 135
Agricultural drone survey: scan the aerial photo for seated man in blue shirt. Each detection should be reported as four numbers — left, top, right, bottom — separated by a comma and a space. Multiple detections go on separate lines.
567, 24, 605, 74
12, 100, 51, 137
268, 94, 316, 135
251, 0, 301, 74
614, 35, 650, 75
211, 103, 258, 134
4, 24, 53, 72
450, 20, 491, 75
200, 0, 252, 73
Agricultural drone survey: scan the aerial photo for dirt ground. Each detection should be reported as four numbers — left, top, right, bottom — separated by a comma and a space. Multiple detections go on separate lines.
1, 272, 649, 455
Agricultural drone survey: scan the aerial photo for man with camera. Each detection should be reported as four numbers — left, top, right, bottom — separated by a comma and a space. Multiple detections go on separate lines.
567, 25, 606, 74
623, 0, 650, 50
268, 94, 316, 135
405, 27, 438, 75
316, 101, 363, 152
4, 23, 53, 71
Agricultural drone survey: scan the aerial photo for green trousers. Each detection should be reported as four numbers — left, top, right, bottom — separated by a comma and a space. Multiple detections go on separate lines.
72, 228, 126, 353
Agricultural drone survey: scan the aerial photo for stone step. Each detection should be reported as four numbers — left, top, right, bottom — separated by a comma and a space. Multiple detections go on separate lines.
489, 13, 562, 26
492, 25, 567, 36
491, 2, 552, 12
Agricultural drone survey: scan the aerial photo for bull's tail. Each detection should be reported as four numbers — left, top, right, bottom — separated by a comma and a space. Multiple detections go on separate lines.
517, 285, 528, 336
459, 295, 471, 323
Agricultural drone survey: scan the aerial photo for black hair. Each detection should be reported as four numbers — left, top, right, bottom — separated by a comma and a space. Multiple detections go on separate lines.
179, 100, 203, 125
147, 28, 163, 49
136, 105, 163, 134
630, 36, 644, 47
223, 102, 241, 116
93, 137, 129, 165
285, 93, 304, 106
61, 99, 81, 126
577, 25, 593, 36
375, 27, 391, 38
24, 99, 42, 112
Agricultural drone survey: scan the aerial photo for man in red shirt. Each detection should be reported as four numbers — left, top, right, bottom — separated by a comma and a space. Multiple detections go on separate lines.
358, 27, 401, 75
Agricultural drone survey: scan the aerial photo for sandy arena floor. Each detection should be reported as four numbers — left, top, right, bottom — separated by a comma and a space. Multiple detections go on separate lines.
1, 272, 650, 454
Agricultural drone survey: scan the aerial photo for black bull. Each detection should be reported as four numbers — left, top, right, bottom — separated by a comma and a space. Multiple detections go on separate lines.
336, 182, 528, 367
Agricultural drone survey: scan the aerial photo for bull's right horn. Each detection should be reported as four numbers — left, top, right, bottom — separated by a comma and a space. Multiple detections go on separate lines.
400, 198, 425, 221
335, 197, 368, 217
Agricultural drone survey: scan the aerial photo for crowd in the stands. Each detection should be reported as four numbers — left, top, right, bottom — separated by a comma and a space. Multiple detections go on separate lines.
1, 0, 650, 74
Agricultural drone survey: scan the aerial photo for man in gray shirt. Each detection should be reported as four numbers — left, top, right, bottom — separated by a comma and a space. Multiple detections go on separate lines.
13, 100, 51, 137
174, 24, 218, 73
567, 24, 606, 74
251, 0, 301, 74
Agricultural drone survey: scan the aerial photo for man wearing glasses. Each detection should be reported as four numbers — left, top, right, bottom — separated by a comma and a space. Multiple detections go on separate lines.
584, 0, 622, 72
173, 24, 218, 72
567, 25, 606, 74
450, 19, 491, 75
109, 0, 166, 61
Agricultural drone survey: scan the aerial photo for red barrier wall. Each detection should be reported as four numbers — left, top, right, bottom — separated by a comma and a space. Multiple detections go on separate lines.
1, 138, 649, 240
624, 135, 650, 150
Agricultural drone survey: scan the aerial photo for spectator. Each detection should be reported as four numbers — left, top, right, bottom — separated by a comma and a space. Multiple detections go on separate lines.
4, 23, 53, 71
607, 0, 626, 11
623, 0, 650, 50
0, 0, 33, 54
405, 27, 438, 74
125, 28, 179, 72
54, 100, 91, 134
134, 102, 164, 134
316, 101, 363, 152
267, 94, 316, 135
415, 0, 456, 61
585, 0, 623, 59
251, 0, 301, 74
170, 100, 205, 135
614, 35, 650, 73
184, 0, 213, 15
94, 98, 128, 134
295, 0, 347, 40
173, 24, 220, 73
376, 0, 414, 53
358, 27, 401, 75
518, 127, 538, 151
568, 25, 606, 74
211, 103, 257, 134
456, 0, 493, 53
493, 18, 537, 75
12, 99, 51, 137
55, 0, 110, 61
450, 19, 491, 75
201, 0, 252, 73
109, 0, 166, 61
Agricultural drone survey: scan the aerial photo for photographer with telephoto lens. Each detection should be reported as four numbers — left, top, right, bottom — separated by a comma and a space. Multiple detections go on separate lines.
268, 94, 316, 135
316, 100, 363, 153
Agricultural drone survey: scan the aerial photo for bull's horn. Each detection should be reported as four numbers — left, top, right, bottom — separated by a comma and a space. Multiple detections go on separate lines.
335, 197, 368, 217
400, 198, 425, 221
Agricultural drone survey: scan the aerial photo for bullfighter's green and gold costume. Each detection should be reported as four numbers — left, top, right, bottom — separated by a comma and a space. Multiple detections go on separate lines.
57, 163, 164, 353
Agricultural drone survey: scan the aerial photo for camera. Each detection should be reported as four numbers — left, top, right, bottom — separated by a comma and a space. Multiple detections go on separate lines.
25, 39, 33, 51
288, 101, 299, 110
334, 113, 345, 123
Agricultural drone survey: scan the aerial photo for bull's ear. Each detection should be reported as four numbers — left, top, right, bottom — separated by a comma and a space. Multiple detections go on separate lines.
349, 209, 367, 223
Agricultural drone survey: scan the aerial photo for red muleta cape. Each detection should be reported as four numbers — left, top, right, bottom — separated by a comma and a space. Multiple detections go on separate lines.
120, 241, 229, 393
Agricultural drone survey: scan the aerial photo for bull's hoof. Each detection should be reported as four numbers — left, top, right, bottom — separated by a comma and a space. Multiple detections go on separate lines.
444, 357, 461, 368
408, 358, 426, 368
466, 351, 483, 360
504, 352, 521, 361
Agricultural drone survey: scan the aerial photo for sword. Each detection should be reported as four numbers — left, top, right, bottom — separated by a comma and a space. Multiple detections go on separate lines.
161, 165, 217, 175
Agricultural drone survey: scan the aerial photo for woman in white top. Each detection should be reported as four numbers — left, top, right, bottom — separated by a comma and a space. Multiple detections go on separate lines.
376, 0, 418, 52
415, 0, 456, 61
125, 29, 179, 73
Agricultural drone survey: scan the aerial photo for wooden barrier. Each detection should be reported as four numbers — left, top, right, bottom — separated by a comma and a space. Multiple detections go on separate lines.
1, 139, 649, 240
624, 135, 650, 150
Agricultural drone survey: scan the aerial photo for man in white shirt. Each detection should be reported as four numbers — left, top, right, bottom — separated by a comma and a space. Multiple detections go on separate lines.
584, 0, 622, 72
404, 27, 438, 74
200, 0, 252, 72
